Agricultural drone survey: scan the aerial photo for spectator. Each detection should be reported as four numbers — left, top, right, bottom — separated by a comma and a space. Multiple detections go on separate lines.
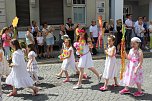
103, 22, 110, 49
89, 20, 98, 55
149, 20, 152, 52
116, 19, 123, 54
31, 20, 37, 33
25, 26, 34, 46
143, 16, 149, 50
134, 17, 143, 37
65, 18, 75, 45
42, 22, 48, 58
2, 27, 11, 61
59, 24, 67, 48
135, 19, 146, 49
46, 26, 55, 58
125, 14, 134, 50
32, 27, 39, 53
36, 31, 44, 59
109, 19, 114, 34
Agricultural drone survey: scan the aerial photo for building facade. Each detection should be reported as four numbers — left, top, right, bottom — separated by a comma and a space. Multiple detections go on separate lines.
0, 0, 109, 29
0, 0, 152, 30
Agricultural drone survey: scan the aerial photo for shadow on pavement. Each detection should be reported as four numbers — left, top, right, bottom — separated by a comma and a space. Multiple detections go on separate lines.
14, 94, 49, 101
37, 83, 56, 89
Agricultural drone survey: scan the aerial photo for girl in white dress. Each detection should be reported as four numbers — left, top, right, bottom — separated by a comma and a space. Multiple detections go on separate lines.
27, 44, 39, 84
73, 27, 102, 89
6, 39, 38, 96
57, 38, 77, 82
0, 42, 10, 99
100, 35, 118, 91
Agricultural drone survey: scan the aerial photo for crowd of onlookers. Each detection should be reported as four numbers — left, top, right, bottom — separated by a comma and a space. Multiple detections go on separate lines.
0, 14, 152, 62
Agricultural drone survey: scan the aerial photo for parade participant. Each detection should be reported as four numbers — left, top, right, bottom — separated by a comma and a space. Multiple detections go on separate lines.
73, 27, 102, 89
119, 37, 144, 97
57, 38, 78, 82
100, 35, 118, 91
6, 39, 38, 96
27, 44, 40, 84
0, 42, 10, 99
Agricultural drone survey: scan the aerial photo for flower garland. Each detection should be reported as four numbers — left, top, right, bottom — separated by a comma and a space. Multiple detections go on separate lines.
58, 49, 69, 60
74, 38, 85, 56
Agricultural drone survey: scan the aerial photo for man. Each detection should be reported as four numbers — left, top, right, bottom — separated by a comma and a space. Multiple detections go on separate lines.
134, 17, 143, 36
125, 14, 134, 50
89, 20, 98, 55
65, 18, 75, 44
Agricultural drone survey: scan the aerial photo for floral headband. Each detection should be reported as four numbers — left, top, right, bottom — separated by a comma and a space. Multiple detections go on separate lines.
77, 29, 85, 33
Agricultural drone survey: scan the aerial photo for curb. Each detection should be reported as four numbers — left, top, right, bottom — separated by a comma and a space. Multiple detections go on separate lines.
37, 52, 152, 65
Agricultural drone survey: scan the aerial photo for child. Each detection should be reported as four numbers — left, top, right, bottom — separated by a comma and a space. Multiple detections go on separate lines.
119, 37, 144, 97
100, 35, 118, 91
27, 44, 40, 84
6, 39, 38, 96
36, 32, 44, 58
149, 20, 152, 52
0, 42, 10, 99
57, 38, 77, 82
73, 27, 102, 89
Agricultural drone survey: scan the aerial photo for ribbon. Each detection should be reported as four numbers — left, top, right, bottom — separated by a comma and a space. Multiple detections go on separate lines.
77, 29, 85, 33
96, 16, 103, 49
120, 24, 126, 80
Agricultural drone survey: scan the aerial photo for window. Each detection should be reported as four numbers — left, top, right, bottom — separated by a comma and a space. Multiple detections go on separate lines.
73, 0, 85, 4
73, 0, 86, 24
16, 0, 30, 26
39, 0, 64, 25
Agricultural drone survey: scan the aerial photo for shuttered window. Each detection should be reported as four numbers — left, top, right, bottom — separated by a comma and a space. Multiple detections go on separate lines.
39, 0, 63, 25
16, 0, 30, 27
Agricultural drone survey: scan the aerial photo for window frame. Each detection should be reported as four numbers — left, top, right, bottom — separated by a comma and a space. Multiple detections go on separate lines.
72, 0, 86, 24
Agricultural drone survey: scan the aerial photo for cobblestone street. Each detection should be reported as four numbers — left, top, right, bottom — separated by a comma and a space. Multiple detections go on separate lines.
2, 58, 152, 101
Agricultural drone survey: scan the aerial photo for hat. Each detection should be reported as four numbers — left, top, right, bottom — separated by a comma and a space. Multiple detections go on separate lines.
131, 37, 141, 43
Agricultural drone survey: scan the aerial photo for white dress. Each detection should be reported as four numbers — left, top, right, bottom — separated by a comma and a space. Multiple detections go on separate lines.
27, 51, 38, 73
61, 47, 76, 71
78, 44, 94, 68
0, 49, 10, 76
103, 46, 117, 79
6, 49, 34, 88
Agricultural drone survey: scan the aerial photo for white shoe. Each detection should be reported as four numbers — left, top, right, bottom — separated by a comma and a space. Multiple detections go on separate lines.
150, 49, 152, 52
73, 85, 82, 89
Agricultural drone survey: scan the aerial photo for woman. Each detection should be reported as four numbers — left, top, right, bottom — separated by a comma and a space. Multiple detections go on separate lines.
45, 26, 55, 58
2, 27, 11, 61
25, 26, 34, 46
116, 19, 123, 54
102, 22, 110, 49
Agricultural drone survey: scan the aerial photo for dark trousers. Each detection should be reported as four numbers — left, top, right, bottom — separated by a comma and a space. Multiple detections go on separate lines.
125, 29, 132, 49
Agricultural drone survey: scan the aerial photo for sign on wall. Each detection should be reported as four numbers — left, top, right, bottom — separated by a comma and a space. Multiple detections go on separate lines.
96, 0, 105, 21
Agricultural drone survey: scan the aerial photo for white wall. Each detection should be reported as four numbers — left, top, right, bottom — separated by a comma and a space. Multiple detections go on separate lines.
5, 0, 16, 26
0, 0, 6, 29
149, 0, 152, 20
29, 0, 40, 26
